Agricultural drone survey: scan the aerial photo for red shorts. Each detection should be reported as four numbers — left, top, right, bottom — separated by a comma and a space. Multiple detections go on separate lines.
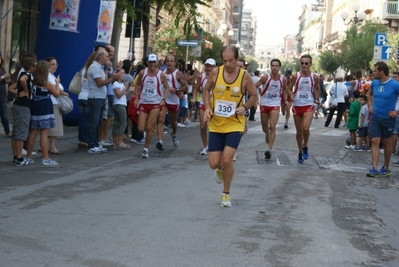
199, 103, 205, 110
292, 105, 314, 117
138, 104, 161, 114
165, 103, 179, 113
260, 105, 280, 114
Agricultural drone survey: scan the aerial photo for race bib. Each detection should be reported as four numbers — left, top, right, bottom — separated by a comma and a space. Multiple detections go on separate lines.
142, 87, 156, 96
297, 92, 311, 100
266, 93, 279, 99
215, 100, 236, 117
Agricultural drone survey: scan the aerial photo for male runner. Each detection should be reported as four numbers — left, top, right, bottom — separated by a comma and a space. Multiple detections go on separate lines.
255, 59, 288, 159
191, 58, 217, 155
134, 54, 171, 159
203, 46, 258, 207
156, 54, 188, 150
288, 54, 321, 163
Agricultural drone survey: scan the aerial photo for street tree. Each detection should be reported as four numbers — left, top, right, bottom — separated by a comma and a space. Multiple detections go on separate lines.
318, 50, 343, 77
340, 20, 387, 73
111, 0, 211, 62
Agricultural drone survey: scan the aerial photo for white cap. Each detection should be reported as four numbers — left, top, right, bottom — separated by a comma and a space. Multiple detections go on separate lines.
204, 58, 216, 66
148, 54, 158, 62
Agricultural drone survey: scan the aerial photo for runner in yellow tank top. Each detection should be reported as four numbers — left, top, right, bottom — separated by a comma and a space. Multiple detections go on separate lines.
203, 46, 258, 207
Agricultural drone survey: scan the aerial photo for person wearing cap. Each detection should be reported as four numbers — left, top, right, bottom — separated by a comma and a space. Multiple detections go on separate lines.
282, 69, 293, 129
288, 54, 321, 163
134, 54, 171, 159
203, 46, 258, 207
255, 59, 288, 160
156, 54, 188, 151
192, 58, 217, 155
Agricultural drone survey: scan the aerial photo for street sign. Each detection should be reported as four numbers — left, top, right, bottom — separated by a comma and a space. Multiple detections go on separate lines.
177, 40, 198, 46
381, 46, 391, 60
373, 45, 391, 61
374, 32, 387, 46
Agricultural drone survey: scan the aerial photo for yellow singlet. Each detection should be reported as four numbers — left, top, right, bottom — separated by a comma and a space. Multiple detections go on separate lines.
209, 66, 246, 133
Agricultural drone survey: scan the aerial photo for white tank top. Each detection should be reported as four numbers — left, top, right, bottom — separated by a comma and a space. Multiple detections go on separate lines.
164, 69, 181, 105
260, 74, 283, 107
293, 72, 315, 107
199, 72, 208, 105
139, 69, 163, 104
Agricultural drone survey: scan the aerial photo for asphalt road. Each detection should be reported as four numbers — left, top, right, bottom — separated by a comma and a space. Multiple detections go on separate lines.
0, 112, 398, 267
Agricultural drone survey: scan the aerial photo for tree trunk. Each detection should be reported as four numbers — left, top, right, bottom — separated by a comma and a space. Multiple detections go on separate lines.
141, 0, 151, 62
111, 7, 125, 64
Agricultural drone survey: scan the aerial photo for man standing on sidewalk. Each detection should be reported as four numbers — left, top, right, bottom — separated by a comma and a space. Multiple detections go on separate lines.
366, 61, 399, 177
203, 46, 258, 207
87, 50, 119, 154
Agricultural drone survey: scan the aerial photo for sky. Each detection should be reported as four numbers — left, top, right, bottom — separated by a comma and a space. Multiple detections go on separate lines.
243, 0, 306, 47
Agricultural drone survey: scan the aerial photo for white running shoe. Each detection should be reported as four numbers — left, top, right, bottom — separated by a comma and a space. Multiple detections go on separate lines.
200, 147, 208, 155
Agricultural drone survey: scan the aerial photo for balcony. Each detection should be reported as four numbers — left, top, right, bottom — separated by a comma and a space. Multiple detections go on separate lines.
233, 7, 239, 14
383, 1, 399, 20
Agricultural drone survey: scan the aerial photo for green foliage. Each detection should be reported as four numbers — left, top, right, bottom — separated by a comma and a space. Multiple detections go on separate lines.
197, 32, 223, 65
154, 25, 224, 64
318, 50, 343, 76
340, 20, 387, 73
244, 56, 258, 73
281, 58, 300, 73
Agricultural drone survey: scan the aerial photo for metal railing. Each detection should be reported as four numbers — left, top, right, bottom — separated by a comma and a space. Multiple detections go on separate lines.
383, 1, 399, 19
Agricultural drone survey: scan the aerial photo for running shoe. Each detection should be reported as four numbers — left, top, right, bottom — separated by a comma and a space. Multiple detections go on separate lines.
42, 159, 58, 166
25, 158, 34, 164
14, 158, 28, 166
284, 123, 288, 129
392, 161, 399, 167
354, 146, 364, 152
344, 145, 355, 149
141, 149, 149, 159
156, 141, 164, 151
200, 147, 208, 155
367, 167, 380, 178
97, 146, 108, 153
87, 147, 101, 154
220, 193, 231, 207
379, 166, 391, 177
363, 146, 371, 152
302, 147, 309, 160
233, 154, 237, 162
22, 149, 36, 156
264, 150, 271, 160
171, 133, 179, 147
214, 167, 223, 184
298, 152, 304, 164
99, 139, 113, 147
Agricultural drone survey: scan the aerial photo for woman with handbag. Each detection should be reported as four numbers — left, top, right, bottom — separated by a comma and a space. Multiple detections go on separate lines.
45, 57, 68, 154
324, 77, 348, 128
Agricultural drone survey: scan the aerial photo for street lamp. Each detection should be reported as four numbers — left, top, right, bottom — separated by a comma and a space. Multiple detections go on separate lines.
340, 3, 367, 25
217, 23, 234, 45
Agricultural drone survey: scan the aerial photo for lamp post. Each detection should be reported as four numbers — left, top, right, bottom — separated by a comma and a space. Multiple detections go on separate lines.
217, 23, 234, 45
340, 3, 367, 25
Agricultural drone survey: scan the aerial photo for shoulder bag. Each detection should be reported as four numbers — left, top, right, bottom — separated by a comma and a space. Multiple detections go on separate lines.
58, 94, 74, 114
68, 67, 84, 95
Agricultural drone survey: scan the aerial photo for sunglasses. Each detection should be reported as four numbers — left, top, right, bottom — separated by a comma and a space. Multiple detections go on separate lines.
300, 62, 310, 65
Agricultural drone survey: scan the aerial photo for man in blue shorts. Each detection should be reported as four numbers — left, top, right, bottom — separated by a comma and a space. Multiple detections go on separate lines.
367, 62, 399, 177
